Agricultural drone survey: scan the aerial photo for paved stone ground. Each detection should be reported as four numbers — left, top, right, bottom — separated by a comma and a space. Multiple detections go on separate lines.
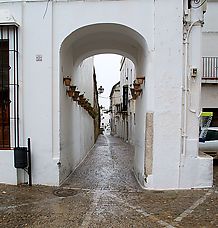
0, 134, 217, 228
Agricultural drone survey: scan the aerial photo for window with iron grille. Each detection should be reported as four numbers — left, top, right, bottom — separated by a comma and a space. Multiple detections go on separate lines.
0, 25, 19, 149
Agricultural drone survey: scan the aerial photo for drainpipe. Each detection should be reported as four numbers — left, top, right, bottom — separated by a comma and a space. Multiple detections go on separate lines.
182, 19, 201, 157
180, 0, 206, 187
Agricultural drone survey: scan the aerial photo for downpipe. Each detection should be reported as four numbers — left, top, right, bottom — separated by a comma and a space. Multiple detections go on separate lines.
179, 2, 205, 187
182, 19, 201, 158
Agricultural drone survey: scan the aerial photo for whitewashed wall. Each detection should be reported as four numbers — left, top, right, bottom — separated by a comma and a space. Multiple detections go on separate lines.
0, 0, 212, 189
60, 57, 95, 184
110, 83, 120, 136
119, 57, 136, 144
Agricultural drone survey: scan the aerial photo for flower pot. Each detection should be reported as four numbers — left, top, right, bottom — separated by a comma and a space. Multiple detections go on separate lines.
67, 89, 74, 97
73, 91, 80, 98
136, 77, 145, 85
130, 88, 135, 97
70, 85, 76, 91
79, 94, 84, 100
73, 91, 80, 101
63, 76, 71, 86
73, 97, 78, 101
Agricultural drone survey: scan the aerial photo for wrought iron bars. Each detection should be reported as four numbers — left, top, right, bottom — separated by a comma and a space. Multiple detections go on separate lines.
0, 25, 19, 148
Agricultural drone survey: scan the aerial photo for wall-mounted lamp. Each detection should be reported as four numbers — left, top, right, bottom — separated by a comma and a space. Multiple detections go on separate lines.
98, 86, 104, 94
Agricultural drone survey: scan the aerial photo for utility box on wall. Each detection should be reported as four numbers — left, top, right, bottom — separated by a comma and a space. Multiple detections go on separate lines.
14, 147, 28, 169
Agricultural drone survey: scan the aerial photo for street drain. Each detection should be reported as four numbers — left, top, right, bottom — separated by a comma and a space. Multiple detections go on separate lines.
53, 188, 78, 197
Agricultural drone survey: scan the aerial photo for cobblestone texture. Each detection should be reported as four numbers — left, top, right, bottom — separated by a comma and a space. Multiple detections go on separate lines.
0, 134, 217, 228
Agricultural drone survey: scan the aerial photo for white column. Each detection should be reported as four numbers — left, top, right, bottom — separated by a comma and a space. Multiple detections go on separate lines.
179, 0, 213, 188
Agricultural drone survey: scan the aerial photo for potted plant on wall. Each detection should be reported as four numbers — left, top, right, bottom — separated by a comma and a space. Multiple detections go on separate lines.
73, 90, 80, 101
133, 79, 141, 90
67, 89, 74, 97
66, 85, 76, 98
63, 76, 71, 86
135, 76, 145, 85
78, 94, 85, 105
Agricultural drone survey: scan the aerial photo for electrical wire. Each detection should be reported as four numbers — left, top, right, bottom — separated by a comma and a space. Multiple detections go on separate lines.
43, 0, 50, 19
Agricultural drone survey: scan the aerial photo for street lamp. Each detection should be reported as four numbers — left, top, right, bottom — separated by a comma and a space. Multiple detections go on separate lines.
98, 86, 104, 94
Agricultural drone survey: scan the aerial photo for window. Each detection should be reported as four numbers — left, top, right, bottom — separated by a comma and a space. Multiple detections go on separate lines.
0, 25, 19, 148
0, 40, 10, 147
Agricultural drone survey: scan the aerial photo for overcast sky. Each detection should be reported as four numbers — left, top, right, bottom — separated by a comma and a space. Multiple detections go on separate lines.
94, 54, 122, 109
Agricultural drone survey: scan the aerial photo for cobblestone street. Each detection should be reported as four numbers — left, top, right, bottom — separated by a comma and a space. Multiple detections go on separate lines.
0, 134, 217, 228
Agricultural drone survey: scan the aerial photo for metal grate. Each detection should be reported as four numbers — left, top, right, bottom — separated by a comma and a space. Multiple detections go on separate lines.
0, 25, 19, 149
202, 57, 218, 80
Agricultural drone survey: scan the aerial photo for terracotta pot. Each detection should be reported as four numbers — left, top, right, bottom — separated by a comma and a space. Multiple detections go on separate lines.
70, 85, 76, 91
133, 82, 141, 90
63, 76, 71, 86
67, 89, 74, 97
79, 94, 84, 100
72, 96, 78, 101
136, 77, 145, 84
73, 91, 80, 98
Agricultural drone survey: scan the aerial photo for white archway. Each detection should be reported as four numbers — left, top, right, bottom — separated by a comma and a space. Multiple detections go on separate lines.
59, 23, 149, 185
60, 23, 148, 76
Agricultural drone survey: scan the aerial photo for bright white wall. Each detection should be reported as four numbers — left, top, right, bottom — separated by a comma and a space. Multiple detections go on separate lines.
60, 57, 95, 184
120, 58, 136, 144
0, 0, 212, 189
146, 0, 183, 189
21, 3, 58, 185
0, 150, 17, 185
110, 83, 120, 136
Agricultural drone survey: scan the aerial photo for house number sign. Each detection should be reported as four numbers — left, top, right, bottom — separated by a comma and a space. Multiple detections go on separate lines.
36, 55, 42, 62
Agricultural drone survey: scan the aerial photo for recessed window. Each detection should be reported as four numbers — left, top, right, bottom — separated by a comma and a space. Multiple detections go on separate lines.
0, 26, 19, 149
0, 40, 10, 147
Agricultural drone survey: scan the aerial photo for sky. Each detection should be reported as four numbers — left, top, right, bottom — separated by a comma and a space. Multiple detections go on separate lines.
94, 54, 122, 110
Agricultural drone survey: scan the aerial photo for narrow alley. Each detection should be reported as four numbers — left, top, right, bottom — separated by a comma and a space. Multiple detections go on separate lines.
0, 135, 218, 227
63, 134, 139, 191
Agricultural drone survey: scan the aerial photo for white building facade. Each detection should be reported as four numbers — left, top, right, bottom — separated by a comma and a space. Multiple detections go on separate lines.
110, 58, 136, 144
201, 0, 218, 126
109, 82, 121, 137
0, 0, 213, 190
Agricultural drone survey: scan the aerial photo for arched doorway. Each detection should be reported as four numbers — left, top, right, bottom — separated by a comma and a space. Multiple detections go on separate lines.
59, 23, 149, 186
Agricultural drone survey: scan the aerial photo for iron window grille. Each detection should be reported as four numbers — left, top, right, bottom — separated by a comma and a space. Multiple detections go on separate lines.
0, 25, 19, 149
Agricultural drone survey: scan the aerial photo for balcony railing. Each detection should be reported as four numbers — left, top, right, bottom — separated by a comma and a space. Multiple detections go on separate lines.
202, 57, 218, 80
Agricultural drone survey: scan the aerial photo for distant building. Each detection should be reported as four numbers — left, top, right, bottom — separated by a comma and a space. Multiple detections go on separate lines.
109, 82, 121, 136
201, 0, 218, 126
100, 107, 110, 130
110, 58, 136, 144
